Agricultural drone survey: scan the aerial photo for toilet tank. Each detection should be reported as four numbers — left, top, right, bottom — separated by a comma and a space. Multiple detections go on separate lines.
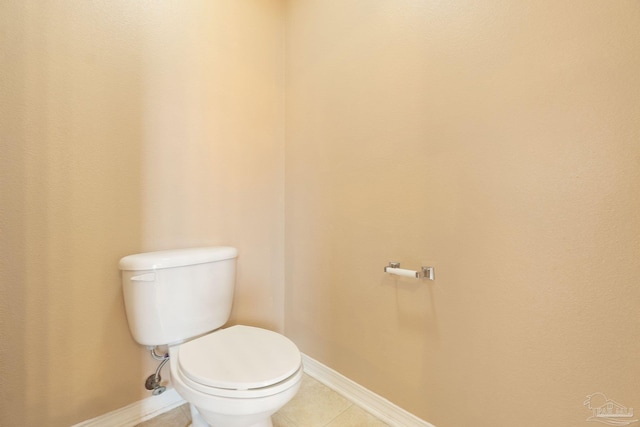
119, 246, 237, 347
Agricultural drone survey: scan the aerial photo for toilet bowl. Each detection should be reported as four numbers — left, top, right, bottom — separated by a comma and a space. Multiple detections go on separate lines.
119, 247, 302, 427
169, 325, 303, 427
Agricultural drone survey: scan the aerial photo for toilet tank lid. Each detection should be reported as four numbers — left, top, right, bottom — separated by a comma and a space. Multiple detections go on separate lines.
119, 246, 237, 271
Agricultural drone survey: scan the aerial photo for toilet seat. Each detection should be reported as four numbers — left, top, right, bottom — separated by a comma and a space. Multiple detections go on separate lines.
175, 325, 302, 398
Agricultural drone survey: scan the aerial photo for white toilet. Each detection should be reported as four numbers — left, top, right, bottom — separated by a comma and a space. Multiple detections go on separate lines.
119, 246, 302, 427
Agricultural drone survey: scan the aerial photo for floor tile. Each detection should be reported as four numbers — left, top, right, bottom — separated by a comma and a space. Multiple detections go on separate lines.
272, 412, 298, 427
135, 405, 190, 427
179, 403, 192, 422
325, 405, 390, 427
276, 374, 353, 427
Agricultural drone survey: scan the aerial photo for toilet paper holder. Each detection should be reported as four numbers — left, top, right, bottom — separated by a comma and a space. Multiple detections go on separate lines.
384, 262, 435, 280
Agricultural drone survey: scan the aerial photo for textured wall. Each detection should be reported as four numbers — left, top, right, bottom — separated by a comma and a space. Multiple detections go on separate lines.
3, 1, 640, 426
0, 1, 284, 425
285, 1, 640, 426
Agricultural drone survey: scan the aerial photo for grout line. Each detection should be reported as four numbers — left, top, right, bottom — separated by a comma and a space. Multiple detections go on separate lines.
179, 403, 191, 423
276, 411, 299, 427
321, 402, 354, 427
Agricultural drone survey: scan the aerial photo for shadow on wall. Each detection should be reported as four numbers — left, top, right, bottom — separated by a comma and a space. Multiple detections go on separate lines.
1, 1, 287, 425
0, 2, 147, 425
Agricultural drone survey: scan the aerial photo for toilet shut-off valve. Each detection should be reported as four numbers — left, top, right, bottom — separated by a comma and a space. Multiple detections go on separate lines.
145, 347, 169, 395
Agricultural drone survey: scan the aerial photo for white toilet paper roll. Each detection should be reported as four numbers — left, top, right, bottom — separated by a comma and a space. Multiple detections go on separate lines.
384, 267, 420, 278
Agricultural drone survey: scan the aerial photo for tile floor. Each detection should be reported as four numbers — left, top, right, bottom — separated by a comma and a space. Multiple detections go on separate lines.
136, 374, 389, 427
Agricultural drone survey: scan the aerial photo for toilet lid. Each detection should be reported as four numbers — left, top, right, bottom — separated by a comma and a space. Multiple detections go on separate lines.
177, 325, 301, 390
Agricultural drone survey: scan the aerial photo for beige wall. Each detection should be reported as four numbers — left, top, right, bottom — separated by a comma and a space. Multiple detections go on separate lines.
285, 1, 640, 427
3, 1, 640, 427
0, 1, 284, 426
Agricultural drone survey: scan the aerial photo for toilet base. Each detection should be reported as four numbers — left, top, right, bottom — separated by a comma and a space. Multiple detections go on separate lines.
189, 403, 274, 427
188, 422, 273, 427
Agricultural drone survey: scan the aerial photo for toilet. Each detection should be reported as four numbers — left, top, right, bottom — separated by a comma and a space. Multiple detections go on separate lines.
119, 246, 302, 427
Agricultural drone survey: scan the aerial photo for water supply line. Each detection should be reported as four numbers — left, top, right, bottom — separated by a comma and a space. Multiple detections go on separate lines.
145, 347, 169, 395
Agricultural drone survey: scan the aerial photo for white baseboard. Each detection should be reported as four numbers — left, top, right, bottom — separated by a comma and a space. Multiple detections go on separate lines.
71, 388, 186, 427
301, 353, 436, 427
73, 354, 435, 427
